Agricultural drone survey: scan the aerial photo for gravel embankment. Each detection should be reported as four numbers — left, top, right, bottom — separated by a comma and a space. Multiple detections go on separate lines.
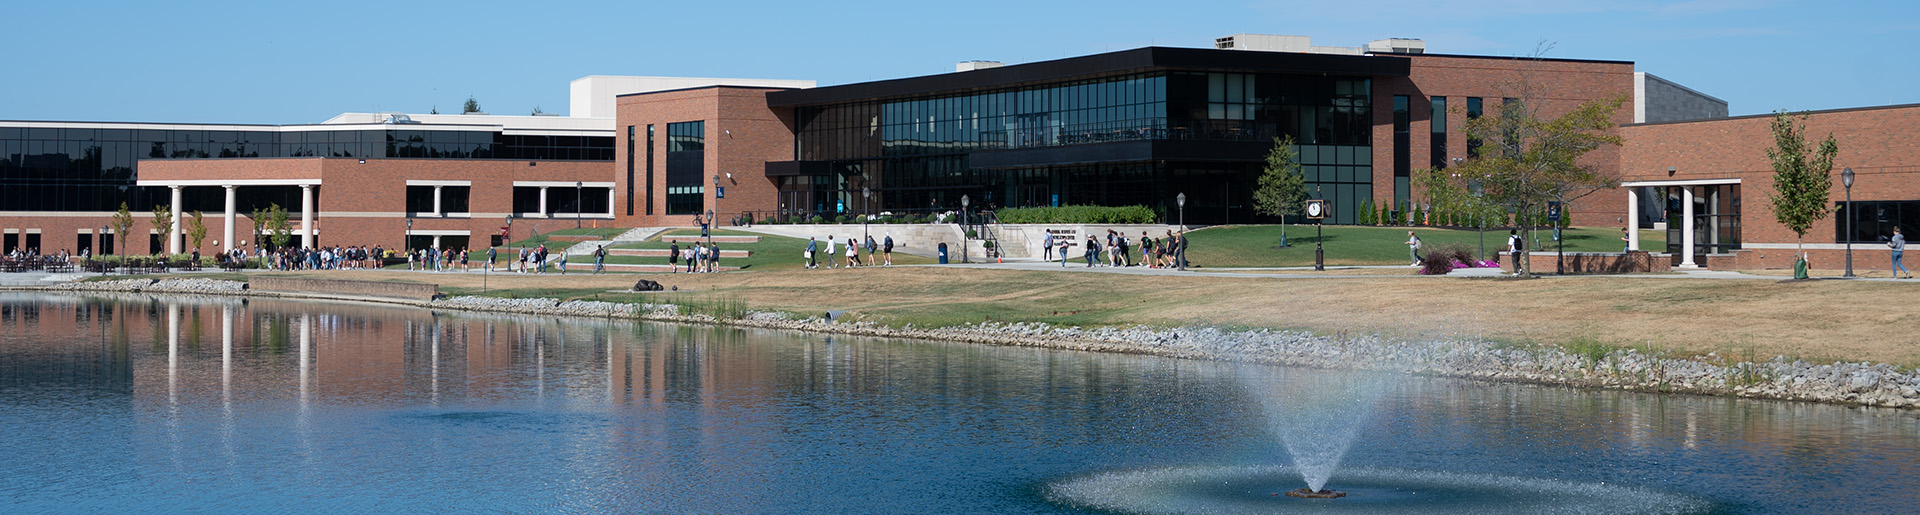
24, 278, 1920, 409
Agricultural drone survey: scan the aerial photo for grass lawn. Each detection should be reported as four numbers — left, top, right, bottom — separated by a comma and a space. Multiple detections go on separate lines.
604, 229, 936, 271
1185, 225, 1669, 268
242, 267, 1920, 367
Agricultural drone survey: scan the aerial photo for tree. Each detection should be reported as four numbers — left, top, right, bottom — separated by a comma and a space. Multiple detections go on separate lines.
265, 203, 292, 250
151, 203, 174, 257
1765, 111, 1841, 275
1447, 94, 1626, 277
1252, 135, 1309, 245
463, 96, 482, 114
250, 207, 269, 249
187, 211, 208, 255
110, 202, 134, 261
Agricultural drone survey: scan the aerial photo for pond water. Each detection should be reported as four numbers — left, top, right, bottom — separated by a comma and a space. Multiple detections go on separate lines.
2, 292, 1917, 513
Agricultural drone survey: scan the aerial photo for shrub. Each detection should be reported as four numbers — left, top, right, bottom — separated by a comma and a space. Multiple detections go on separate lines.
995, 205, 1157, 224
1357, 200, 1374, 225
833, 215, 849, 224
1418, 242, 1479, 275
810, 215, 825, 225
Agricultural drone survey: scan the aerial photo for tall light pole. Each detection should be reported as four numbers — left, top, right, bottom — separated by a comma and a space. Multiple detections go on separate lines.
862, 186, 871, 242
575, 181, 583, 229
960, 194, 970, 264
1176, 192, 1187, 231
1843, 167, 1855, 278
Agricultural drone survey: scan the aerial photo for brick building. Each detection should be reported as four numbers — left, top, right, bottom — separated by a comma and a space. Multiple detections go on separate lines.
1619, 103, 1920, 271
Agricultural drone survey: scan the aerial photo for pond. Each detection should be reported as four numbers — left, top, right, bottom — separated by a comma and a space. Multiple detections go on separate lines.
1, 292, 1916, 513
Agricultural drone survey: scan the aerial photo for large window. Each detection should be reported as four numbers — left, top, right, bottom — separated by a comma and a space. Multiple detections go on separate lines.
1666, 184, 1741, 254
1392, 95, 1411, 208
625, 125, 635, 216
1837, 200, 1920, 243
1430, 97, 1448, 169
665, 121, 705, 215
1465, 97, 1484, 158
646, 125, 655, 216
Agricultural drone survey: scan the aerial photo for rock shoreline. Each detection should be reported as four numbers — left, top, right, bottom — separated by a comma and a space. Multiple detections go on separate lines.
21, 277, 1920, 409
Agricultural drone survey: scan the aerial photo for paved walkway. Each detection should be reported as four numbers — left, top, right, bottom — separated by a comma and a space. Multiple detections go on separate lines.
897, 256, 1920, 281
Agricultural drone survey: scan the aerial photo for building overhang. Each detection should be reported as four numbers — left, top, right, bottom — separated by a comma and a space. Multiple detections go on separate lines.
968, 139, 1274, 169
767, 46, 1411, 107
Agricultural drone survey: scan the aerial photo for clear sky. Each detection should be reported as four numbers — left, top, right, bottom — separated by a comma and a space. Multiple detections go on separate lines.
3, 0, 1912, 124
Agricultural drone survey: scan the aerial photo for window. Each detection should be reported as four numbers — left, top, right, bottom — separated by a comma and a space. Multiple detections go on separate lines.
1392, 95, 1411, 209
1430, 97, 1448, 169
665, 121, 705, 215
1466, 97, 1483, 157
626, 125, 635, 216
405, 186, 435, 214
1837, 199, 1920, 244
646, 124, 655, 216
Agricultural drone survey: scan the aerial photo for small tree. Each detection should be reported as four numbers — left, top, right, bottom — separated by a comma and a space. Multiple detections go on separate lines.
151, 203, 174, 257
250, 207, 269, 249
187, 211, 209, 255
266, 203, 292, 250
1252, 135, 1309, 244
1764, 111, 1841, 274
110, 202, 134, 261
1450, 94, 1626, 277
463, 96, 482, 114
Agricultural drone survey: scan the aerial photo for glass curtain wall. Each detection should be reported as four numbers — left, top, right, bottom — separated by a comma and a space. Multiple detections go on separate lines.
789, 71, 1371, 223
1665, 184, 1742, 254
1836, 200, 1920, 243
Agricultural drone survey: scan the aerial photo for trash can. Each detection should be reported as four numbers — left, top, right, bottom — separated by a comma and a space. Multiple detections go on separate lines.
938, 242, 949, 264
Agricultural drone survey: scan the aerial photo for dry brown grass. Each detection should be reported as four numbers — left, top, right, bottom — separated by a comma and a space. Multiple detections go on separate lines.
253, 267, 1920, 366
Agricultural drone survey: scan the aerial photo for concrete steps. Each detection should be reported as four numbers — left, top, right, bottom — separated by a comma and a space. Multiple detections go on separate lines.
610, 248, 752, 258
660, 234, 760, 243
562, 262, 739, 273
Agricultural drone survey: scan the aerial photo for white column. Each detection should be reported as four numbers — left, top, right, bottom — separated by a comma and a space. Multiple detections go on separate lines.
433, 185, 444, 217
607, 188, 616, 218
300, 185, 314, 249
1625, 188, 1640, 251
1679, 187, 1697, 268
222, 185, 237, 254
433, 235, 442, 249
169, 186, 183, 255
539, 187, 549, 217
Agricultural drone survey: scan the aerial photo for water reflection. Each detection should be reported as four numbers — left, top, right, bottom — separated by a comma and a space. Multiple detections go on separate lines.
1, 292, 1918, 513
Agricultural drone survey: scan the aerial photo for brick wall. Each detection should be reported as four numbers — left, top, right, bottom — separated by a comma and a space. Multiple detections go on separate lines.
0, 157, 612, 255
1620, 104, 1920, 271
614, 86, 794, 228
1375, 55, 1636, 225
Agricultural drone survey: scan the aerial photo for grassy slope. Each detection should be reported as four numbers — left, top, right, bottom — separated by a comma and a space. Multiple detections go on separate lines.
603, 229, 936, 271
1185, 225, 1669, 268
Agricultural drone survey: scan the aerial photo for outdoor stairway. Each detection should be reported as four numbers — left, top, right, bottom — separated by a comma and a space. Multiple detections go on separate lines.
610, 248, 752, 258
660, 234, 760, 243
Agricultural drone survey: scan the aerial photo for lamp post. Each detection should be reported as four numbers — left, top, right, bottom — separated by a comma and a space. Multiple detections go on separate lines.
1843, 167, 1855, 278
101, 225, 111, 274
575, 181, 583, 229
405, 217, 413, 253
862, 186, 871, 242
960, 194, 970, 264
705, 209, 715, 249
1176, 192, 1186, 231
1313, 187, 1325, 272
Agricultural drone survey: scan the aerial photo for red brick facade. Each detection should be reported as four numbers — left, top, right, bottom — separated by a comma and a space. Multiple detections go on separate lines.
613, 86, 794, 228
1, 157, 608, 255
1374, 55, 1636, 224
1620, 103, 1920, 271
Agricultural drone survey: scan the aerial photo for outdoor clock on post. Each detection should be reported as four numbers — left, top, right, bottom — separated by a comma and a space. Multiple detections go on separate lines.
1305, 199, 1327, 220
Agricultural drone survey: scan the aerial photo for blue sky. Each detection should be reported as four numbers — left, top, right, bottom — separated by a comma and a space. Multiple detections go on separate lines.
3, 0, 1912, 124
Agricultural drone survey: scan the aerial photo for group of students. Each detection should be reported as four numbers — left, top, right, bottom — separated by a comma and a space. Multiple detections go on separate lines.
264, 245, 384, 270
805, 234, 894, 269
1044, 229, 1187, 269
666, 241, 722, 273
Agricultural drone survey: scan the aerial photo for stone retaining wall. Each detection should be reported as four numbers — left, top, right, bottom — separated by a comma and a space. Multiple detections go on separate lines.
250, 276, 439, 300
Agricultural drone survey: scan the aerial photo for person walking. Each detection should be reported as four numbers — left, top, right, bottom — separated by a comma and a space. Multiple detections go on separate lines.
709, 243, 720, 272
669, 241, 680, 273
1058, 234, 1071, 267
1892, 226, 1911, 278
594, 245, 605, 273
486, 246, 497, 272
1406, 230, 1423, 266
1042, 230, 1055, 262
1507, 229, 1524, 275
805, 236, 817, 269
845, 237, 859, 268
882, 233, 894, 266
1167, 230, 1182, 269
826, 236, 839, 269
1118, 232, 1132, 267
1620, 227, 1632, 253
1084, 235, 1100, 267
